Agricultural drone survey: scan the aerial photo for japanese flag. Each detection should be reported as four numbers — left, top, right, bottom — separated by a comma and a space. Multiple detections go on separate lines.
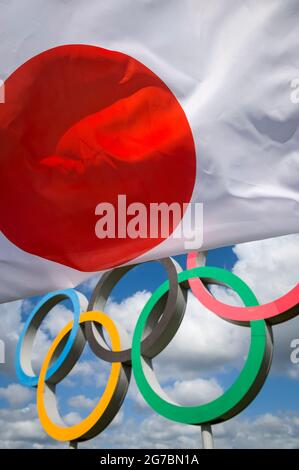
0, 0, 298, 302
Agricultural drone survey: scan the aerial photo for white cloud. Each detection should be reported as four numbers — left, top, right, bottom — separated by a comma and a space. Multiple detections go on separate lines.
67, 359, 98, 378
127, 376, 223, 410
65, 358, 110, 389
64, 411, 83, 426
0, 404, 49, 449
40, 304, 73, 338
1, 398, 299, 449
166, 377, 223, 406
80, 411, 299, 449
0, 383, 33, 407
214, 412, 299, 449
111, 409, 124, 427
68, 394, 97, 410
232, 234, 299, 304
106, 290, 152, 337
80, 275, 101, 293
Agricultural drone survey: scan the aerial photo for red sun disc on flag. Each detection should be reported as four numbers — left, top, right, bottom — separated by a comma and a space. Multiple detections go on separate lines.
0, 45, 196, 271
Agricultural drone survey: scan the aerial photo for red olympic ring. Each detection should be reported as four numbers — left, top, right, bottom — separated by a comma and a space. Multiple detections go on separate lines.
187, 252, 299, 325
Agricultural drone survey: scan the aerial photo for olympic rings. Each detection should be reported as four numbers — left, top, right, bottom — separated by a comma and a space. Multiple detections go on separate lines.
15, 257, 298, 444
15, 289, 88, 387
37, 311, 130, 442
187, 252, 299, 325
85, 258, 187, 363
132, 267, 273, 425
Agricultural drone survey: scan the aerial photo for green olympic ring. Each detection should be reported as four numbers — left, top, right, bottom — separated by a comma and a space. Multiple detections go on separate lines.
132, 266, 273, 425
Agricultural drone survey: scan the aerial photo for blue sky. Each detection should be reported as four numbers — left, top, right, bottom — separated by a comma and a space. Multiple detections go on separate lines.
0, 235, 298, 449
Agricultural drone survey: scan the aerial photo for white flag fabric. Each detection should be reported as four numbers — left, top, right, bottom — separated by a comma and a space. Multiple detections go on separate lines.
0, 0, 298, 302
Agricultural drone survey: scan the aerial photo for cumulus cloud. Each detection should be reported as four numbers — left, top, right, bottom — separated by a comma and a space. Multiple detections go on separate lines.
0, 383, 33, 408
79, 411, 299, 449
215, 412, 299, 449
68, 394, 97, 410
127, 375, 223, 410
106, 290, 152, 337
64, 410, 83, 426
166, 377, 223, 406
1, 397, 299, 449
0, 404, 49, 449
232, 234, 298, 303
39, 304, 73, 338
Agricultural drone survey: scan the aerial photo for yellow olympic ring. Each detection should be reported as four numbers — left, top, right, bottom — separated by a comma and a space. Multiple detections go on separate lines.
37, 311, 129, 442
